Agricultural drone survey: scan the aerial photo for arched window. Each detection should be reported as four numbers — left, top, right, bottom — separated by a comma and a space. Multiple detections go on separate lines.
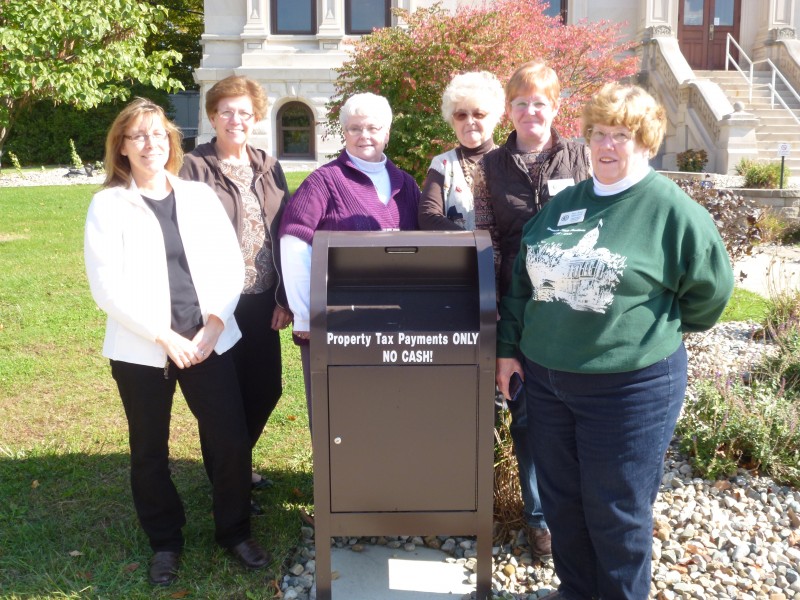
277, 102, 315, 159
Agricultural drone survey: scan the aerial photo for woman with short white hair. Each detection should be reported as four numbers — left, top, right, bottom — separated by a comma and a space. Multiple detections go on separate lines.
279, 92, 420, 424
418, 71, 504, 231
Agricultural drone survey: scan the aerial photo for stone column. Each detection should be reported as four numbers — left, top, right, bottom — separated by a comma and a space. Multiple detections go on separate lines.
718, 104, 759, 175
243, 0, 268, 37
641, 0, 675, 42
752, 0, 797, 61
317, 0, 344, 47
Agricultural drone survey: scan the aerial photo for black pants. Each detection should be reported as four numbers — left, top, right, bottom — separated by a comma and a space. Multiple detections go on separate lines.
111, 352, 251, 552
199, 292, 283, 484
230, 291, 283, 448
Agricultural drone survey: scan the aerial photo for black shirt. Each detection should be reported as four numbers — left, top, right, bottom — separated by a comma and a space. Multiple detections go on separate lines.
142, 190, 203, 339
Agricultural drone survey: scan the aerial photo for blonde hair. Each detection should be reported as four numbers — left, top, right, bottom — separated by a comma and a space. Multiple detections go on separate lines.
505, 61, 561, 107
103, 98, 183, 189
441, 71, 505, 126
582, 83, 667, 157
205, 75, 268, 122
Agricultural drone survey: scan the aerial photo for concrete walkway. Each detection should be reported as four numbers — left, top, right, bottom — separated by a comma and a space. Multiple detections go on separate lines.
329, 544, 474, 599
733, 244, 800, 297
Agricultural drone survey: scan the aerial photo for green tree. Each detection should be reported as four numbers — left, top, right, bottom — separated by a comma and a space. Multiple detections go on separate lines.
329, 0, 639, 182
0, 0, 184, 154
4, 85, 172, 166
145, 0, 204, 89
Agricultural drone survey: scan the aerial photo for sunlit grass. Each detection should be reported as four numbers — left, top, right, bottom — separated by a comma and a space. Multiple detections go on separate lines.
721, 287, 770, 323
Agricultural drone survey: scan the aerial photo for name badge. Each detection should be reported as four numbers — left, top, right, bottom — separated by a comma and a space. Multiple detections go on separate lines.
557, 209, 586, 226
547, 178, 575, 197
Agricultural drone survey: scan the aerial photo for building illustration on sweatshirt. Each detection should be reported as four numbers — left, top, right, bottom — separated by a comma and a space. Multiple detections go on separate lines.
525, 220, 627, 313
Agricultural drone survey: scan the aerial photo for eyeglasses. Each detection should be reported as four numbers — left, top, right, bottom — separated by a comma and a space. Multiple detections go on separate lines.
510, 99, 551, 112
453, 110, 489, 122
124, 131, 168, 144
218, 109, 254, 121
345, 125, 383, 137
588, 129, 632, 145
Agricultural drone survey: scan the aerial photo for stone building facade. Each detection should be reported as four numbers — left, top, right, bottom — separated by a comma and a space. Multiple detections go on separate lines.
195, 0, 799, 173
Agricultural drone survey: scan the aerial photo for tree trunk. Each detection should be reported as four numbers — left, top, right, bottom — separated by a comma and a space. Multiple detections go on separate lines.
0, 96, 15, 166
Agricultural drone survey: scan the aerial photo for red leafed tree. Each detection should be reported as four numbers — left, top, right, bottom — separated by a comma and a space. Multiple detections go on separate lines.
329, 0, 639, 183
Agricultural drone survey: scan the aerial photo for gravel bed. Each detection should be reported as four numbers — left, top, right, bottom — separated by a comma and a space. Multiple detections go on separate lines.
0, 168, 105, 187
281, 322, 800, 600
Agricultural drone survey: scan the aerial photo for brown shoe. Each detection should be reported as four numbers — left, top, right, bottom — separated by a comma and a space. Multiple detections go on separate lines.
526, 526, 552, 557
229, 538, 270, 570
148, 551, 179, 586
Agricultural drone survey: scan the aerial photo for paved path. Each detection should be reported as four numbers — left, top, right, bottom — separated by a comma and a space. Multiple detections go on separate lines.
733, 244, 800, 297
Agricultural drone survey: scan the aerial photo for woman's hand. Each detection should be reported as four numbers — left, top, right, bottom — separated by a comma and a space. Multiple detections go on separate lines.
190, 315, 224, 363
271, 306, 293, 331
293, 329, 310, 341
496, 357, 524, 401
155, 316, 225, 369
156, 329, 207, 369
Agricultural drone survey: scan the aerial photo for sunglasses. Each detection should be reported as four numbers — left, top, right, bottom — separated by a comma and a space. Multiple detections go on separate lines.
453, 110, 489, 122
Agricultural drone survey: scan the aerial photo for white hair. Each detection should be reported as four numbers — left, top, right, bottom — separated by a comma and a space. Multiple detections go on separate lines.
441, 71, 505, 125
339, 92, 393, 129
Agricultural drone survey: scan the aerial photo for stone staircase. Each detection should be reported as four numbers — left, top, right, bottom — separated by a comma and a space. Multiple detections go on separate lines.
695, 69, 800, 175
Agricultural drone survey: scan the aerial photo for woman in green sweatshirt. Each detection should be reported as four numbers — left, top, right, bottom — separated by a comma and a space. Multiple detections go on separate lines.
495, 83, 733, 600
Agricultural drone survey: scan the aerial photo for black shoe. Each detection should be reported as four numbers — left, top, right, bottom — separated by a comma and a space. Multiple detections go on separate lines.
251, 475, 274, 491
229, 538, 270, 570
250, 498, 264, 516
148, 551, 179, 586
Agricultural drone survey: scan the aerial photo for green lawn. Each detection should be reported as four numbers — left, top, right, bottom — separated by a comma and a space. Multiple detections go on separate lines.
0, 183, 311, 599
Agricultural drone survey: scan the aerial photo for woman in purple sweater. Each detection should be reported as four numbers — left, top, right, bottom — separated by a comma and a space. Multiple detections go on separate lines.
279, 92, 420, 423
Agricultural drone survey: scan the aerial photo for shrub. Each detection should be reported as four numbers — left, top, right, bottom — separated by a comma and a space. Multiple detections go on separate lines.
676, 149, 708, 173
493, 409, 524, 543
675, 179, 762, 264
758, 290, 800, 388
679, 288, 800, 487
329, 0, 638, 182
5, 85, 173, 166
677, 377, 800, 485
735, 158, 793, 189
68, 139, 83, 170
7, 151, 23, 176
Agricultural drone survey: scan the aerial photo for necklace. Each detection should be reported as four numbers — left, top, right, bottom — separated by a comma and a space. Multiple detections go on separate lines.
456, 147, 476, 190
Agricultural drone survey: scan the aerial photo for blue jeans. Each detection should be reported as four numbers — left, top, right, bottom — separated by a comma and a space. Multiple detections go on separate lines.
524, 344, 686, 600
507, 390, 547, 529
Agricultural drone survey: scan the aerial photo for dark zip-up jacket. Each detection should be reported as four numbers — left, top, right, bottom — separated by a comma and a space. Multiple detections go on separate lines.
482, 129, 591, 296
180, 139, 290, 308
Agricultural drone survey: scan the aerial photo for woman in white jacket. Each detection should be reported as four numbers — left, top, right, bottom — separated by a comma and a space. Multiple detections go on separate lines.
84, 98, 270, 586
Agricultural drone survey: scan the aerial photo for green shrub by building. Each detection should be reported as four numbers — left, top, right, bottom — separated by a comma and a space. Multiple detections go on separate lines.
675, 179, 762, 263
677, 148, 708, 173
4, 86, 172, 166
735, 158, 793, 189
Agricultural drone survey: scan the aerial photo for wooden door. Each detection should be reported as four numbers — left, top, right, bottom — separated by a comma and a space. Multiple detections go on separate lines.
678, 0, 741, 70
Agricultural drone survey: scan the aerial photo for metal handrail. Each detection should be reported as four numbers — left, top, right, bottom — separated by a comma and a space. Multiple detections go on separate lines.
725, 34, 753, 103
725, 33, 800, 125
765, 60, 800, 125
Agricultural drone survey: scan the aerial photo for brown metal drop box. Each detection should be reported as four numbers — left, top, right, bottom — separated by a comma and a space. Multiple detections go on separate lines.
309, 230, 496, 600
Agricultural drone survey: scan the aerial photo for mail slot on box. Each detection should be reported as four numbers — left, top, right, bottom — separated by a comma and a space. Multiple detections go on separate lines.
309, 230, 496, 600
